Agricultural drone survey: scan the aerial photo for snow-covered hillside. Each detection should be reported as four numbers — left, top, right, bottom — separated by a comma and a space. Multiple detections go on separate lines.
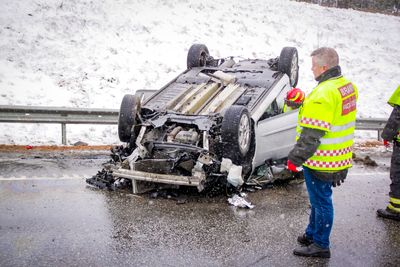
0, 0, 399, 145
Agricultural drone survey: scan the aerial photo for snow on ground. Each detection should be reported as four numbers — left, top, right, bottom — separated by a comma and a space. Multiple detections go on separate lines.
0, 0, 399, 145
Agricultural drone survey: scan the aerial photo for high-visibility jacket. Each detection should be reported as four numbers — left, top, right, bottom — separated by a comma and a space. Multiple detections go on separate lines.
296, 76, 358, 171
388, 85, 400, 142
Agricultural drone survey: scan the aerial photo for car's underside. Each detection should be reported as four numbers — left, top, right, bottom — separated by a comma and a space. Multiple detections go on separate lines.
86, 44, 301, 194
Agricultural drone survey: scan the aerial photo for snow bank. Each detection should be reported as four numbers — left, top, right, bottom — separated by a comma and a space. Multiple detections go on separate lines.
0, 0, 399, 144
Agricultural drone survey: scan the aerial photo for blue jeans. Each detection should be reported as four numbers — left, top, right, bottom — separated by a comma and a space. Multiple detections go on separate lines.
303, 167, 333, 249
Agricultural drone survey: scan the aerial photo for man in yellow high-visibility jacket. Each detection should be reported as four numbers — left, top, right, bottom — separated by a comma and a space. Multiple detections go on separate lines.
377, 85, 400, 221
287, 47, 358, 258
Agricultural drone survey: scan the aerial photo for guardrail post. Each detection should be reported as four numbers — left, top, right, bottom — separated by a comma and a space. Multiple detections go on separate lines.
378, 130, 382, 141
61, 123, 67, 145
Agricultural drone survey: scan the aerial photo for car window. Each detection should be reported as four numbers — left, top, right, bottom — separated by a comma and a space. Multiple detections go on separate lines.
259, 86, 288, 120
275, 86, 287, 111
260, 100, 279, 120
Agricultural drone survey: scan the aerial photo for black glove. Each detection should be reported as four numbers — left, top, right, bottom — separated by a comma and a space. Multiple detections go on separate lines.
332, 178, 345, 187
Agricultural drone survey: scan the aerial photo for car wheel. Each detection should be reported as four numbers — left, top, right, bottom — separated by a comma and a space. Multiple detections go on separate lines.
187, 44, 210, 68
118, 94, 140, 143
278, 47, 299, 87
221, 105, 252, 164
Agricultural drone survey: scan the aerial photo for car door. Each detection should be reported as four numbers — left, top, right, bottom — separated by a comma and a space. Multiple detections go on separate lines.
253, 85, 299, 168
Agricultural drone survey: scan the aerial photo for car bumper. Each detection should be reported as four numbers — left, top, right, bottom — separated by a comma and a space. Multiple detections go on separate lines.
112, 168, 203, 193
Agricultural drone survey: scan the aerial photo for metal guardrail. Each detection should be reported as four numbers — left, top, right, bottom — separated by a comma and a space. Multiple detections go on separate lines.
0, 90, 158, 145
355, 118, 387, 141
0, 105, 119, 145
0, 105, 388, 145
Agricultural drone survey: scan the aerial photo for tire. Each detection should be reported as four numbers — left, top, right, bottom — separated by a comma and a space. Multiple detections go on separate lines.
221, 105, 252, 165
118, 94, 140, 143
278, 47, 299, 87
187, 44, 210, 68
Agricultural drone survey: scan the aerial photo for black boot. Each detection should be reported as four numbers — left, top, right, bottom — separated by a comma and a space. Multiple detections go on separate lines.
297, 233, 313, 246
377, 208, 400, 221
293, 243, 331, 258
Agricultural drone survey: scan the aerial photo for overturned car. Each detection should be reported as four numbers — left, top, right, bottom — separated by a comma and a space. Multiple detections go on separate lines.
89, 44, 301, 193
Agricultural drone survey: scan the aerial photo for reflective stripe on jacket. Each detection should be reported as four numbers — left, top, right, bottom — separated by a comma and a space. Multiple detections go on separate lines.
296, 76, 358, 171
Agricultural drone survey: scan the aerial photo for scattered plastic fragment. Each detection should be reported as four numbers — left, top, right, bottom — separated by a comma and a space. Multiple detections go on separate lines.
227, 164, 243, 187
228, 193, 254, 209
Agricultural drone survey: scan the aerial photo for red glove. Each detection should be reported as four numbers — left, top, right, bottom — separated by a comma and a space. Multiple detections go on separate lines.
287, 160, 302, 172
383, 140, 390, 148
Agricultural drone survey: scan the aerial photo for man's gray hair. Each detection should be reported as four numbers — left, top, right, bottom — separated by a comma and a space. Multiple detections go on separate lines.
310, 47, 339, 68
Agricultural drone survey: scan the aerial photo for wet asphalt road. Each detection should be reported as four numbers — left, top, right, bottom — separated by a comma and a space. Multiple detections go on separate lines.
0, 148, 399, 267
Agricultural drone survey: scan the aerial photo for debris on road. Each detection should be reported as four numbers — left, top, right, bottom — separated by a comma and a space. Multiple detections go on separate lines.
352, 153, 378, 167
228, 193, 255, 209
246, 163, 303, 188
86, 145, 133, 191
85, 144, 305, 209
